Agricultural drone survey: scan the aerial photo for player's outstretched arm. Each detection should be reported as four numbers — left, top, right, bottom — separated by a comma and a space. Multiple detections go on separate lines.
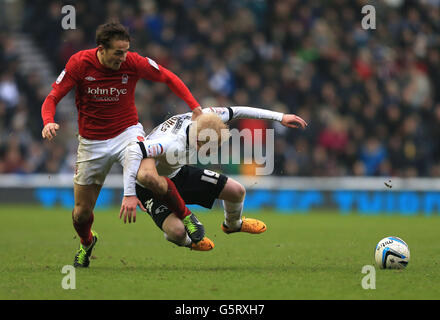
135, 54, 201, 113
204, 106, 308, 130
41, 88, 72, 141
41, 55, 81, 141
280, 114, 308, 129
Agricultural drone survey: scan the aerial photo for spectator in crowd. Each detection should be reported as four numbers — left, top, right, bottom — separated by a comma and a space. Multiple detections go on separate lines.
2, 0, 440, 178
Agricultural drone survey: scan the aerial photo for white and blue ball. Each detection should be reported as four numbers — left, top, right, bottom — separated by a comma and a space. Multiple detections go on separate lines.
375, 236, 410, 269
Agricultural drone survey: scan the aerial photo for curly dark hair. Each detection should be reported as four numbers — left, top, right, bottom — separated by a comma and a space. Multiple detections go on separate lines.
95, 21, 130, 48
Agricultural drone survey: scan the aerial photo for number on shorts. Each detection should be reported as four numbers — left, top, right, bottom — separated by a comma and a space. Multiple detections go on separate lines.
201, 169, 220, 185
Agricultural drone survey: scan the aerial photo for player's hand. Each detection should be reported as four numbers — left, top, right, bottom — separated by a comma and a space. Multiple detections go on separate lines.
191, 106, 203, 120
281, 114, 308, 129
42, 123, 60, 140
119, 196, 147, 224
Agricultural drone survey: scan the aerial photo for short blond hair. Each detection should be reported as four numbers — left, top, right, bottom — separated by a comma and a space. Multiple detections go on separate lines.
189, 113, 230, 147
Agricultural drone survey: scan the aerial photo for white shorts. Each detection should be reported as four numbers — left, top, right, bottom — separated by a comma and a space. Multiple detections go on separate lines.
74, 123, 145, 186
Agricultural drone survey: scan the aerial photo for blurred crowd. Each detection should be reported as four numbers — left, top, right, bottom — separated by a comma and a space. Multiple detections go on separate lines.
1, 0, 440, 177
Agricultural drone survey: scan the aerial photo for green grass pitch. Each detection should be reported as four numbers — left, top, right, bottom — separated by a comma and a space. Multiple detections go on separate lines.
1, 204, 439, 300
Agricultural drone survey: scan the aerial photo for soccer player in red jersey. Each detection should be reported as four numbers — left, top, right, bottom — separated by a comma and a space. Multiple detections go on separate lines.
41, 22, 203, 267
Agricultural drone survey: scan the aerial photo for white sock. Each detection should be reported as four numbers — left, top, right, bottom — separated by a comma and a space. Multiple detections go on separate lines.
222, 200, 243, 230
164, 232, 192, 247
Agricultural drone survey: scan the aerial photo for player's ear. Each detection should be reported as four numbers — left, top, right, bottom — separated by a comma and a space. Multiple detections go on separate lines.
97, 45, 105, 54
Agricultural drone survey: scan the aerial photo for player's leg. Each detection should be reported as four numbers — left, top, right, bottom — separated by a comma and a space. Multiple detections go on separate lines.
135, 183, 213, 251
72, 183, 101, 267
72, 183, 101, 244
218, 178, 266, 234
136, 158, 205, 243
72, 135, 113, 267
136, 158, 168, 194
218, 178, 246, 230
162, 214, 214, 251
136, 158, 185, 211
162, 214, 190, 246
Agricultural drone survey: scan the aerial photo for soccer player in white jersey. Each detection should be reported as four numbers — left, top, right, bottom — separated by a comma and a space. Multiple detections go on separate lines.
122, 106, 307, 250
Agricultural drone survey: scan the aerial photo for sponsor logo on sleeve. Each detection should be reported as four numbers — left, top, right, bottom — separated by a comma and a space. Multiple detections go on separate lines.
147, 57, 160, 70
56, 70, 66, 84
209, 107, 227, 116
146, 143, 163, 157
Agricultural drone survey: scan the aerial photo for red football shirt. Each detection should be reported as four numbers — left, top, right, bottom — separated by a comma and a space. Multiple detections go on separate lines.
41, 48, 200, 140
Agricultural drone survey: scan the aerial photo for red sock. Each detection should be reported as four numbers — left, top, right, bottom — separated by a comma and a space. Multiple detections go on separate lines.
157, 177, 191, 220
72, 211, 94, 247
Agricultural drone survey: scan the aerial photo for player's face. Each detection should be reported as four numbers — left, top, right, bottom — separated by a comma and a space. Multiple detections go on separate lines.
100, 40, 130, 70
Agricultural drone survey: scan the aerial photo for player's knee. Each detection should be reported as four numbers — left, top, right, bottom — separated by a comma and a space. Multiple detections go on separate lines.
162, 214, 187, 245
236, 183, 246, 201
220, 179, 246, 202
164, 225, 187, 246
72, 205, 93, 223
229, 181, 246, 202
168, 224, 187, 242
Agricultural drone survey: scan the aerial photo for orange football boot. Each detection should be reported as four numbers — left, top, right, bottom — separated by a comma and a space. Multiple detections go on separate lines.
191, 237, 215, 251
221, 217, 267, 234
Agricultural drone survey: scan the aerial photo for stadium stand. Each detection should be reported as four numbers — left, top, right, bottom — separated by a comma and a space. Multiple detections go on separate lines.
1, 0, 440, 177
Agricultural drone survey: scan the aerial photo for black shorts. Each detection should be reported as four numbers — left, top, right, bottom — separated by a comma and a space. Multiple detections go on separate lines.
136, 165, 228, 229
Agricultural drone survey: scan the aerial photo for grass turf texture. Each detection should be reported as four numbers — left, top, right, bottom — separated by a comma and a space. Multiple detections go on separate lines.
1, 205, 439, 300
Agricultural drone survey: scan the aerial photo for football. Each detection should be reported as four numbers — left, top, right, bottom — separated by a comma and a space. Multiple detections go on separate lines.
375, 236, 410, 269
